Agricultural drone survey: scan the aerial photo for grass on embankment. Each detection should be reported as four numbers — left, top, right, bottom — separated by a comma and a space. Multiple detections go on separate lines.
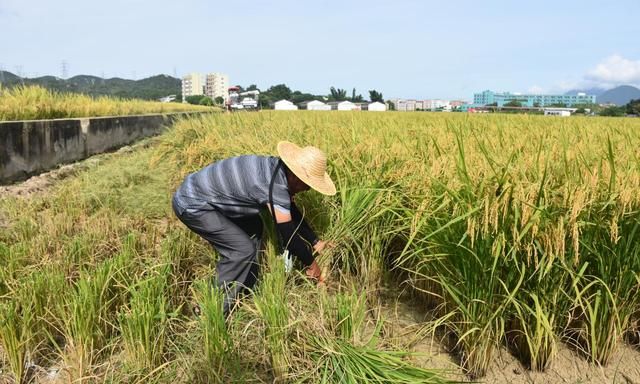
0, 85, 212, 121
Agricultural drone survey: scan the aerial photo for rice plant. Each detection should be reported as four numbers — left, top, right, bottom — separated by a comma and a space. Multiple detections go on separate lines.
119, 264, 170, 371
192, 280, 237, 382
0, 300, 34, 383
0, 85, 211, 121
306, 336, 457, 384
3, 110, 640, 382
254, 250, 291, 381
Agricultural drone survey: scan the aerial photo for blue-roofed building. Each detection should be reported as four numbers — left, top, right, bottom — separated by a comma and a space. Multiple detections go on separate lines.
473, 90, 596, 107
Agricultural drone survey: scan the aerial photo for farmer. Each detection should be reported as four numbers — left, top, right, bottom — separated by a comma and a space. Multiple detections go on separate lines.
171, 141, 336, 315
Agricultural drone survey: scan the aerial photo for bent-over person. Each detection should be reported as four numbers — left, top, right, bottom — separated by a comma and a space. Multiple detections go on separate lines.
172, 141, 336, 315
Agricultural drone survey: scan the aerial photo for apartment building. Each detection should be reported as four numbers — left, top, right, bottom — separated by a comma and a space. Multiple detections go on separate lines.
181, 73, 204, 102
473, 90, 596, 107
205, 73, 229, 102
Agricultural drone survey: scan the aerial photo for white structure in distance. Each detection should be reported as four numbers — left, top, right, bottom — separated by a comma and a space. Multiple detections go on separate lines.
368, 101, 386, 111
205, 73, 229, 102
337, 101, 356, 111
274, 100, 299, 110
181, 73, 204, 101
306, 100, 331, 111
182, 72, 229, 103
543, 108, 573, 117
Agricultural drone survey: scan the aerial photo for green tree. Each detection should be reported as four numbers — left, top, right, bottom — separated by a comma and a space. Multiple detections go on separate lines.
199, 96, 214, 106
386, 100, 395, 111
504, 100, 522, 107
350, 88, 363, 102
329, 87, 347, 101
185, 95, 205, 105
626, 99, 640, 115
369, 90, 384, 102
600, 105, 626, 117
266, 84, 292, 101
215, 96, 224, 105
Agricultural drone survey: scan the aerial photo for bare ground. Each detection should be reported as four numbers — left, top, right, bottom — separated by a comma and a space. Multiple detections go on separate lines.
382, 298, 640, 384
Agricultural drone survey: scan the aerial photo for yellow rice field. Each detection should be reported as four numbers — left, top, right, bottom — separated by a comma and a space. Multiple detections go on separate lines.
1, 111, 639, 382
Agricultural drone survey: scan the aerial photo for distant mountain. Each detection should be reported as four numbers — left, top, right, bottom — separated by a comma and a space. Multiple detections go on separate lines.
0, 71, 181, 100
596, 85, 640, 106
0, 70, 20, 83
564, 87, 606, 97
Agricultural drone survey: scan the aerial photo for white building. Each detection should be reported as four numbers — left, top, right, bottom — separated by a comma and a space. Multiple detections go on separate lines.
544, 108, 572, 117
181, 73, 204, 102
337, 101, 356, 111
306, 100, 331, 111
205, 73, 229, 102
274, 100, 298, 110
368, 101, 386, 111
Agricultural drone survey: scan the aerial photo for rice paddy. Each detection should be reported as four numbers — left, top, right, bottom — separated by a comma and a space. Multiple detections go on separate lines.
0, 85, 211, 121
1, 111, 640, 382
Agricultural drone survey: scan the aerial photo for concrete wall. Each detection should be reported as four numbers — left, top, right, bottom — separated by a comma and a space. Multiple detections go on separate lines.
0, 112, 206, 185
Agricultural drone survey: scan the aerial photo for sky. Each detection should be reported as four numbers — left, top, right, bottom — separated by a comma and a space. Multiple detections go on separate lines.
1, 0, 639, 100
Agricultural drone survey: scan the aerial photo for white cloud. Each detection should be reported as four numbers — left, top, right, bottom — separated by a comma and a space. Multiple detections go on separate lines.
585, 55, 640, 86
549, 55, 640, 93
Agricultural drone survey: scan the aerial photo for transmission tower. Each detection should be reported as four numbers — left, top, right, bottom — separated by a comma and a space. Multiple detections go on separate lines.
61, 60, 69, 79
15, 65, 24, 84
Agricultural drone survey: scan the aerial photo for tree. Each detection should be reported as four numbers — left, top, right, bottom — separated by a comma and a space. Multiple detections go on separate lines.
266, 84, 292, 101
185, 95, 205, 105
215, 96, 224, 105
386, 100, 395, 111
246, 84, 259, 91
369, 90, 384, 102
290, 91, 318, 104
504, 100, 522, 107
627, 99, 640, 115
600, 105, 626, 117
329, 87, 347, 101
350, 88, 363, 102
199, 96, 214, 106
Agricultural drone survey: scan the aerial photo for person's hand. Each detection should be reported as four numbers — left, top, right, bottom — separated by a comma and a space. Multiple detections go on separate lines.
306, 260, 324, 284
313, 240, 335, 254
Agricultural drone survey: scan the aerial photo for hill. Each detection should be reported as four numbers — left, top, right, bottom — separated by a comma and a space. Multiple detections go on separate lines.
0, 71, 181, 100
564, 87, 606, 97
596, 85, 640, 106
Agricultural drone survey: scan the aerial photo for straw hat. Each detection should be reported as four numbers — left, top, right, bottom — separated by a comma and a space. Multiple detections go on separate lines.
277, 141, 336, 196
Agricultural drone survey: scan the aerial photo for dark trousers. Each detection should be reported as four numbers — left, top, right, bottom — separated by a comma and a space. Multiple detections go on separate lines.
172, 197, 263, 315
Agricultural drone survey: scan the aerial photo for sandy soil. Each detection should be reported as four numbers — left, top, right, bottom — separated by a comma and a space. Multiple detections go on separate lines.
382, 297, 640, 384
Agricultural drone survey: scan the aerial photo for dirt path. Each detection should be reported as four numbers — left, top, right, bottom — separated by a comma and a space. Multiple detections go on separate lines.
382, 298, 640, 383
